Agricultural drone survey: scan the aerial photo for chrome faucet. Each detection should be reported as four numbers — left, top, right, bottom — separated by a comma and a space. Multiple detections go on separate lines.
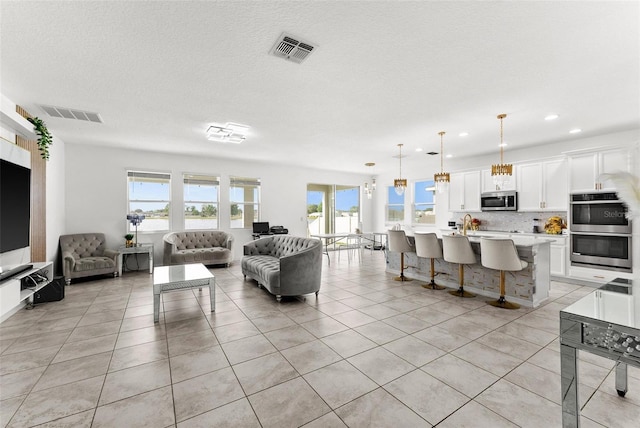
462, 214, 472, 236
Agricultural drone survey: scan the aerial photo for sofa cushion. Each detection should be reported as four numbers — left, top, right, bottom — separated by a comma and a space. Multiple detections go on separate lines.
241, 255, 280, 286
172, 248, 232, 264
74, 257, 116, 272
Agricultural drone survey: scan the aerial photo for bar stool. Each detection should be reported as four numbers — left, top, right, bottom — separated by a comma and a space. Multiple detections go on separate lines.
414, 233, 445, 290
442, 234, 476, 298
388, 230, 414, 282
480, 238, 528, 309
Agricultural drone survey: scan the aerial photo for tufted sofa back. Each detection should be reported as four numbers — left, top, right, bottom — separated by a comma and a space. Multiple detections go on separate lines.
245, 235, 320, 258
59, 233, 108, 260
164, 230, 232, 250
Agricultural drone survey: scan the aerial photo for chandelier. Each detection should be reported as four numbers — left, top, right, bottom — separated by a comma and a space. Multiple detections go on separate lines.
433, 131, 450, 194
363, 162, 376, 200
394, 144, 407, 195
491, 113, 512, 189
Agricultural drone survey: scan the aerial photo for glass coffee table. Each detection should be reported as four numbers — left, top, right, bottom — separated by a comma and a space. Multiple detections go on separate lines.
560, 277, 640, 427
153, 263, 215, 323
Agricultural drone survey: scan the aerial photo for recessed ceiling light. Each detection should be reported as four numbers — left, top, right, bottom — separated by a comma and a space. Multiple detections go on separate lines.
569, 128, 582, 134
544, 114, 559, 121
415, 148, 423, 152
458, 132, 469, 137
499, 143, 508, 147
446, 154, 453, 158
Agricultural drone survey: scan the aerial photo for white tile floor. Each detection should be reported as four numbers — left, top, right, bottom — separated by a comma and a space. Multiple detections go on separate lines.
1, 251, 639, 427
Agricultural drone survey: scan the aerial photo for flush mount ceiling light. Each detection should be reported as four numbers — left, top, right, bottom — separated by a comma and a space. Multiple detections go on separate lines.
491, 113, 513, 190
206, 122, 249, 144
434, 131, 450, 194
393, 144, 407, 196
364, 162, 376, 200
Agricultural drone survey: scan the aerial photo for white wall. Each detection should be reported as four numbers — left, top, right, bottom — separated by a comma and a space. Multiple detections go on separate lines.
64, 144, 373, 263
372, 129, 640, 233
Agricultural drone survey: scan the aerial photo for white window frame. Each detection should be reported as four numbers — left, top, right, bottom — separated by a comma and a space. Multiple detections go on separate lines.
412, 179, 436, 225
385, 185, 405, 224
183, 173, 220, 230
126, 170, 171, 233
229, 176, 261, 229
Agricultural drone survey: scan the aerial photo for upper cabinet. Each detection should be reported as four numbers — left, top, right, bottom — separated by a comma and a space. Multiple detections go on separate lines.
517, 158, 568, 211
568, 148, 632, 192
449, 170, 481, 212
481, 169, 517, 193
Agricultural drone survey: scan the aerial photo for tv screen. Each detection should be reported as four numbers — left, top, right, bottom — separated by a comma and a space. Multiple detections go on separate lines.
0, 159, 31, 253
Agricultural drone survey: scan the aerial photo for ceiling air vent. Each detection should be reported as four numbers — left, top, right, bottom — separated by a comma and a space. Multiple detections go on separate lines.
38, 105, 103, 123
270, 33, 316, 64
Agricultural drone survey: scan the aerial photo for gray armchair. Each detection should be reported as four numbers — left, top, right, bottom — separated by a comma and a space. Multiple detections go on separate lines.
59, 233, 120, 285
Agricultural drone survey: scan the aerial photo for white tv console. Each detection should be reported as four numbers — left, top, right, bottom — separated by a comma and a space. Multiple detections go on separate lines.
0, 261, 54, 322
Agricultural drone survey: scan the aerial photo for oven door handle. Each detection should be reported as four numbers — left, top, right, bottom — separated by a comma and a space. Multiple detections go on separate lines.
570, 231, 633, 237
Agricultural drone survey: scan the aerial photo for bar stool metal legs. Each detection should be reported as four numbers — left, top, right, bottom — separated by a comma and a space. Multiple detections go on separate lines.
422, 258, 445, 290
448, 264, 476, 298
394, 253, 413, 282
488, 270, 520, 309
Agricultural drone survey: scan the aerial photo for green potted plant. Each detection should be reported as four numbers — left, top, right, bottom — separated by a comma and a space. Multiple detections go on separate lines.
124, 233, 135, 248
26, 116, 53, 160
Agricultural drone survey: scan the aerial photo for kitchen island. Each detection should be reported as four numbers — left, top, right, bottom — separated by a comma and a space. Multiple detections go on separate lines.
386, 232, 552, 307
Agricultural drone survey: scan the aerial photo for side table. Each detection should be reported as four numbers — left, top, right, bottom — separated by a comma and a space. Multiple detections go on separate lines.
118, 244, 154, 276
560, 277, 640, 427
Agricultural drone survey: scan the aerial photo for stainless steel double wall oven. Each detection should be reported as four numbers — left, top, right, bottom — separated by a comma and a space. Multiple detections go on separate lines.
570, 192, 632, 272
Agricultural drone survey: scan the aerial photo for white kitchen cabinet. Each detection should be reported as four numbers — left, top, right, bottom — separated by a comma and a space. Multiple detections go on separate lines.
569, 148, 631, 192
449, 170, 481, 212
544, 235, 567, 277
516, 158, 568, 211
481, 168, 517, 193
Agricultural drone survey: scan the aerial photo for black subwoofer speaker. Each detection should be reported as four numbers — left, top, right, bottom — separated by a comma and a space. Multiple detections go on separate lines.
33, 276, 65, 303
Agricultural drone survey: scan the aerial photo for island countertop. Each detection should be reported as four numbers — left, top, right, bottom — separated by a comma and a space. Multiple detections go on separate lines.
387, 233, 551, 307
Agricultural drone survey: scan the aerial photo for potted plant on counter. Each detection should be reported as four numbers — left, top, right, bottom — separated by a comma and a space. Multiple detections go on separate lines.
124, 234, 135, 248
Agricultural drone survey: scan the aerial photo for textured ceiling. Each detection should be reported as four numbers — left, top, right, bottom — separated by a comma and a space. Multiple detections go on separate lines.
1, 1, 638, 174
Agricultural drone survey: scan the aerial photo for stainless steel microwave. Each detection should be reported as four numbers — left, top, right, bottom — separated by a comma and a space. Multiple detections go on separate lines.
481, 191, 518, 211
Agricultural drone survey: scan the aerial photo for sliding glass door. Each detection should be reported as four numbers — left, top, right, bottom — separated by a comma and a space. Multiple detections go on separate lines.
307, 183, 360, 236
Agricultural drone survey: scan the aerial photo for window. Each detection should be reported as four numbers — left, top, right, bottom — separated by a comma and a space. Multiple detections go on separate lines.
414, 179, 436, 224
307, 184, 360, 235
184, 174, 219, 230
127, 171, 171, 232
230, 176, 260, 228
386, 186, 405, 223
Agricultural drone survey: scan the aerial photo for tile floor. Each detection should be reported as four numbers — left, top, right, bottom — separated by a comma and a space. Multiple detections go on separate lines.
1, 251, 639, 427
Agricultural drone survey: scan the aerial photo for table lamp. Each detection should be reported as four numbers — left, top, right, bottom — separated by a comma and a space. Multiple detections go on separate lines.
126, 213, 145, 246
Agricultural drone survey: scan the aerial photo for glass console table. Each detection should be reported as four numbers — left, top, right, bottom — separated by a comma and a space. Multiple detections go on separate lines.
560, 277, 640, 427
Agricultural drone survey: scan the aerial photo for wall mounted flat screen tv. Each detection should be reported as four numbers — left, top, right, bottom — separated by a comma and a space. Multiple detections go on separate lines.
0, 158, 31, 253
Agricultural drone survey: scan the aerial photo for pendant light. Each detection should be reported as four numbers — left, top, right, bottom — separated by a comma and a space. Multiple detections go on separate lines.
491, 113, 512, 189
393, 144, 407, 196
364, 162, 376, 200
434, 131, 450, 194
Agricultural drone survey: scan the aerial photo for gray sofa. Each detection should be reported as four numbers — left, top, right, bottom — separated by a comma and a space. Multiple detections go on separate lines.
242, 235, 322, 302
163, 230, 233, 266
60, 233, 120, 285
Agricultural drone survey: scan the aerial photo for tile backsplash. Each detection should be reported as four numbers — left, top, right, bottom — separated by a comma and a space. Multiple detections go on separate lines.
450, 211, 568, 233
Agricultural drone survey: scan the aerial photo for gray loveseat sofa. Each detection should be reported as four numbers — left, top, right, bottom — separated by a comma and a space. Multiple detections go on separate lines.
163, 230, 233, 267
60, 233, 120, 285
242, 235, 322, 302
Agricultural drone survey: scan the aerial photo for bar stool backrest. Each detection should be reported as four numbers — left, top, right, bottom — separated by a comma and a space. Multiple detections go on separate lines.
480, 238, 528, 271
388, 230, 415, 253
414, 233, 442, 259
442, 234, 476, 264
